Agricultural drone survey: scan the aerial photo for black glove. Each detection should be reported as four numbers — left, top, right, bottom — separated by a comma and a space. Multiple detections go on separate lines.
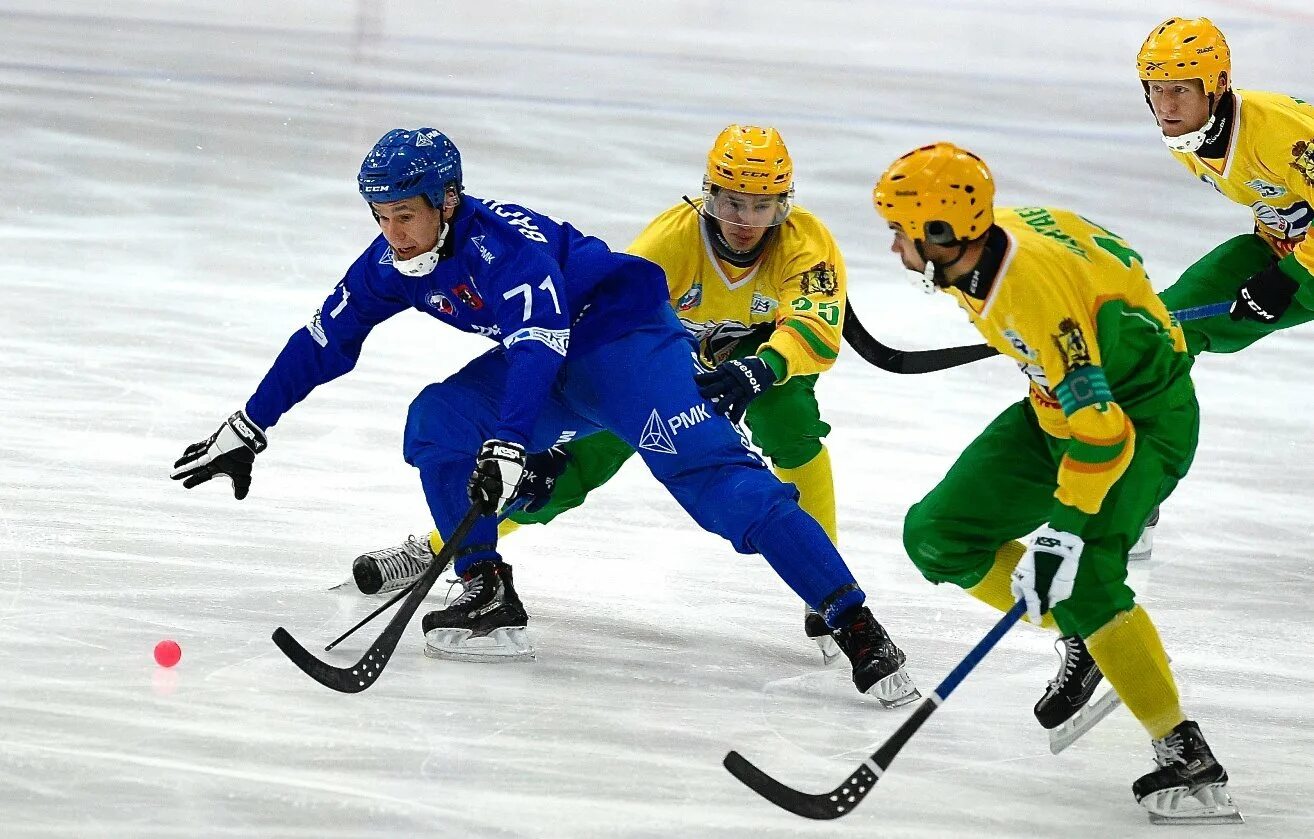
699, 321, 774, 367
514, 445, 571, 514
1230, 262, 1299, 323
468, 439, 527, 514
171, 410, 268, 500
694, 356, 777, 423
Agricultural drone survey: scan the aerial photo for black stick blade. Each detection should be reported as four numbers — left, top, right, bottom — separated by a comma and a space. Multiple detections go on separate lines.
722, 751, 879, 820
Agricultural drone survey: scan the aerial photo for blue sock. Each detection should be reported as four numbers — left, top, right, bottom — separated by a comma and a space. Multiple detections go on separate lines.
750, 506, 864, 626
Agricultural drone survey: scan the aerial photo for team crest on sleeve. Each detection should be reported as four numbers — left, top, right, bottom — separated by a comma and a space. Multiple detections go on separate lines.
427, 291, 455, 315
1291, 140, 1314, 189
676, 283, 703, 311
1054, 318, 1091, 371
799, 262, 839, 296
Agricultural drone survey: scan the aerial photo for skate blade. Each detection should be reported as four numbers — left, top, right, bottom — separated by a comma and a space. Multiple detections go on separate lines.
1049, 686, 1123, 754
1143, 784, 1242, 825
812, 635, 842, 666
869, 668, 921, 709
423, 627, 535, 662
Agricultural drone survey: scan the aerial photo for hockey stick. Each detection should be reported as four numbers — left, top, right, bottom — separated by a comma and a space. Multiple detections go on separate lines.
723, 600, 1027, 820
842, 301, 998, 374
271, 502, 486, 693
842, 300, 1232, 375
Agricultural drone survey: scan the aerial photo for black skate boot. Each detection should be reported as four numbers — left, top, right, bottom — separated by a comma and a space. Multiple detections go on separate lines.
1035, 636, 1104, 729
1037, 635, 1123, 754
804, 607, 842, 665
1133, 720, 1241, 824
831, 606, 920, 708
421, 560, 534, 662
352, 534, 434, 595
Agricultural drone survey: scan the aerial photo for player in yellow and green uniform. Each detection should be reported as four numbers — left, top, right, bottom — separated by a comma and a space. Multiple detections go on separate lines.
876, 143, 1239, 822
350, 126, 860, 664
1125, 17, 1314, 563
1139, 17, 1314, 346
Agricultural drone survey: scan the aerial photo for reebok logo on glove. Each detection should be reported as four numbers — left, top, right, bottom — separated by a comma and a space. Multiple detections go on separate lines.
728, 360, 761, 394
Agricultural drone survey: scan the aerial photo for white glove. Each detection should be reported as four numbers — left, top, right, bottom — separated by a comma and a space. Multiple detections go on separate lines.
1010, 526, 1083, 624
467, 439, 526, 514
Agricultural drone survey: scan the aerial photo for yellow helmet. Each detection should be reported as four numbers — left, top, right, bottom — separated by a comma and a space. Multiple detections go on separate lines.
1137, 17, 1231, 97
705, 125, 793, 194
872, 142, 994, 245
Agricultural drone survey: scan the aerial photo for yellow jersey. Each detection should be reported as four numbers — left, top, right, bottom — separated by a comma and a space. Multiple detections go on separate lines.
627, 201, 845, 381
943, 207, 1194, 530
1169, 89, 1314, 280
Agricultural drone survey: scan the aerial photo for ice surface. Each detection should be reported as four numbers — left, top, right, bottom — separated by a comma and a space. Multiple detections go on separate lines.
1, 2, 1312, 836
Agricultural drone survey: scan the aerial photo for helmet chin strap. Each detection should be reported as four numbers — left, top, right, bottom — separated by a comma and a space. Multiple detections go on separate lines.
911, 240, 968, 294
391, 222, 450, 277
1161, 113, 1216, 153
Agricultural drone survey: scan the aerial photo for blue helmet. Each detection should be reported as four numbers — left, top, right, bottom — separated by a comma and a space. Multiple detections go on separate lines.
357, 127, 462, 207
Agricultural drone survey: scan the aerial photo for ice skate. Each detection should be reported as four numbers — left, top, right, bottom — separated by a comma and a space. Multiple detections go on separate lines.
804, 606, 842, 665
1037, 635, 1120, 754
1134, 720, 1242, 824
352, 534, 433, 595
832, 606, 919, 708
1129, 507, 1159, 562
422, 560, 534, 662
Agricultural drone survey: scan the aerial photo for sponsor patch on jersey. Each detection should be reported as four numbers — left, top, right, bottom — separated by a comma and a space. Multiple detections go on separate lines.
1196, 173, 1225, 196
427, 292, 455, 315
504, 326, 570, 356
471, 323, 502, 338
676, 284, 703, 312
1001, 328, 1037, 361
307, 309, 327, 347
1245, 178, 1287, 199
1054, 318, 1092, 371
639, 409, 678, 455
799, 262, 839, 296
750, 292, 777, 315
379, 248, 395, 266
1291, 140, 1314, 189
471, 235, 495, 264
453, 282, 484, 310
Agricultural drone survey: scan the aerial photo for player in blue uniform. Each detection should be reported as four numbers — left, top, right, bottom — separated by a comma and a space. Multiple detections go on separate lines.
170, 127, 918, 704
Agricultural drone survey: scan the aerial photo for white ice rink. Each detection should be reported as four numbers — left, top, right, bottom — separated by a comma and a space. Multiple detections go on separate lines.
3, 1, 1313, 836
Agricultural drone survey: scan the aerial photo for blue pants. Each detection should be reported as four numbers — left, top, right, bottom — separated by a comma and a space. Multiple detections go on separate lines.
403, 308, 865, 626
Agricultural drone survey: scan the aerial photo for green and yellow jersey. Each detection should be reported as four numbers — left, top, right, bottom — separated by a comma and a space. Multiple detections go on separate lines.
628, 201, 845, 381
1169, 89, 1314, 282
944, 207, 1194, 532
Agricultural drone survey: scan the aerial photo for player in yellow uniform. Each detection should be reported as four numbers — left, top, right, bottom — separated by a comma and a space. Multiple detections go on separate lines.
1140, 16, 1314, 344
877, 142, 1239, 822
1126, 17, 1314, 562
349, 126, 899, 677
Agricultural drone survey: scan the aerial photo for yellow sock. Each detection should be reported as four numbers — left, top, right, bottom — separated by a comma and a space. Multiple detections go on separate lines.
1086, 605, 1185, 739
967, 541, 1057, 630
773, 446, 837, 544
428, 519, 521, 554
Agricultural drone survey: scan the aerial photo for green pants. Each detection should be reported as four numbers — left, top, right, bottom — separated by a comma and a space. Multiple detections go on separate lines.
1160, 233, 1314, 355
509, 372, 830, 525
902, 398, 1198, 637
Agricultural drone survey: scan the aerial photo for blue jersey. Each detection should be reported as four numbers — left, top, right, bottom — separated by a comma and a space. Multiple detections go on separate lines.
244, 195, 668, 445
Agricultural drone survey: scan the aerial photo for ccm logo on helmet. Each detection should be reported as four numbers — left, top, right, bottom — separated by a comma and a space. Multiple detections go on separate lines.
364, 186, 390, 193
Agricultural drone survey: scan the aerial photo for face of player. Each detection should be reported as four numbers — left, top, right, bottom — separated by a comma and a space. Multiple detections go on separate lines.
706, 189, 784, 252
370, 196, 443, 259
1145, 78, 1213, 137
888, 224, 927, 272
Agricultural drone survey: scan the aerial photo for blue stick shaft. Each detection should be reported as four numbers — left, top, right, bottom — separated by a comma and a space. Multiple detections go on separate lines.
932, 600, 1027, 699
1170, 301, 1231, 322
